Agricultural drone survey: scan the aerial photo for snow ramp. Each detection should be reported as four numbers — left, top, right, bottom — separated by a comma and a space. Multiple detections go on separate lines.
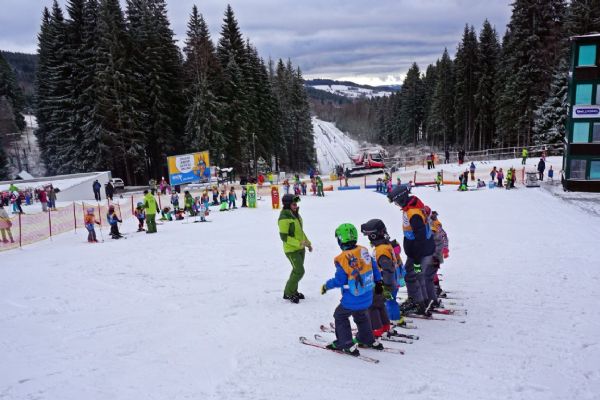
312, 117, 359, 174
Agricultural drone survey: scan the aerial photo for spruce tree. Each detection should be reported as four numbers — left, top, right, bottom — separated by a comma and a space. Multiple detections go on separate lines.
453, 25, 479, 150
182, 6, 224, 161
532, 59, 568, 144
216, 5, 248, 171
398, 62, 424, 145
428, 49, 455, 149
421, 63, 437, 144
34, 7, 52, 169
566, 0, 600, 36
474, 20, 500, 150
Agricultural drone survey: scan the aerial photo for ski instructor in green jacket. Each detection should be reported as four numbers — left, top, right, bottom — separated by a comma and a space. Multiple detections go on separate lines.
278, 194, 312, 304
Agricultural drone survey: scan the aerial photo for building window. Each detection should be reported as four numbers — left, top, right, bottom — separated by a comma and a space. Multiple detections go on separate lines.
578, 44, 597, 66
575, 84, 593, 104
573, 122, 590, 142
594, 123, 600, 142
570, 159, 587, 179
591, 161, 600, 179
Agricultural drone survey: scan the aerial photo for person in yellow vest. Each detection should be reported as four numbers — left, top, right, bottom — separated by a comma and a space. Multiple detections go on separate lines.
361, 218, 407, 331
278, 194, 312, 303
521, 148, 528, 165
388, 184, 436, 316
321, 223, 384, 355
430, 211, 449, 301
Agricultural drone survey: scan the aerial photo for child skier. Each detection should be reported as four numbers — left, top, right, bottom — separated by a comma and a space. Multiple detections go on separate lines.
107, 205, 123, 239
321, 223, 383, 355
170, 192, 179, 211
360, 219, 406, 333
228, 187, 237, 209
134, 202, 145, 231
435, 171, 442, 192
0, 204, 15, 243
184, 191, 194, 213
84, 208, 100, 243
241, 186, 247, 207
430, 211, 449, 300
316, 176, 324, 197
469, 162, 476, 181
160, 206, 173, 221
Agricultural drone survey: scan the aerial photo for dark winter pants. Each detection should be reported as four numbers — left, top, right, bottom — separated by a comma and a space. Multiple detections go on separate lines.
284, 249, 305, 297
369, 293, 390, 334
404, 258, 425, 303
94, 190, 101, 201
110, 224, 120, 238
333, 304, 374, 350
137, 218, 144, 230
146, 214, 157, 233
420, 255, 438, 303
86, 226, 97, 242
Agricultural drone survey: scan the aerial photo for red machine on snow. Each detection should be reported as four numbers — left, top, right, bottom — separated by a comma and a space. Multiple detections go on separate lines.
345, 149, 386, 176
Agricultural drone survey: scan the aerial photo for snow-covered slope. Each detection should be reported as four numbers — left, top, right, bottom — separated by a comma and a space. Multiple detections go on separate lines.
311, 84, 391, 99
1, 181, 599, 399
312, 117, 360, 174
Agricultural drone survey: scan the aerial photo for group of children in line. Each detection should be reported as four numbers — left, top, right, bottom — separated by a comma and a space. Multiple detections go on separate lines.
320, 184, 449, 356
283, 175, 325, 197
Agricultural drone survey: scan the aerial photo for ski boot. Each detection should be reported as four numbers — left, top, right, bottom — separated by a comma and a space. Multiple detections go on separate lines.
283, 293, 300, 304
417, 300, 433, 317
354, 337, 384, 351
399, 298, 419, 315
327, 342, 360, 356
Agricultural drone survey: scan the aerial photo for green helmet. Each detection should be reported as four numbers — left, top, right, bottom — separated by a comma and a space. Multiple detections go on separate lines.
335, 223, 358, 245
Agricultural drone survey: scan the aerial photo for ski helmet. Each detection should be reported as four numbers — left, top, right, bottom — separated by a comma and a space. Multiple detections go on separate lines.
137, 202, 143, 207
360, 219, 388, 241
108, 205, 115, 212
387, 184, 410, 207
335, 223, 358, 247
86, 208, 95, 215
281, 194, 300, 208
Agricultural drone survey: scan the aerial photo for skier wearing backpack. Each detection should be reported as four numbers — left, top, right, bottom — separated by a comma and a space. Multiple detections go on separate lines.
321, 223, 384, 355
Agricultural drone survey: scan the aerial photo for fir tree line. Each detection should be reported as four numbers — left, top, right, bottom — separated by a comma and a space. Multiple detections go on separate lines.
319, 0, 600, 152
34, 0, 314, 184
0, 51, 27, 179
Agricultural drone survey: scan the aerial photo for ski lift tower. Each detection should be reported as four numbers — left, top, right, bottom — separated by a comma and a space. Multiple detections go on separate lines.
563, 33, 600, 192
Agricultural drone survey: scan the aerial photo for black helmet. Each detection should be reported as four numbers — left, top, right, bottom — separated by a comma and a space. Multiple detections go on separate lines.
360, 219, 388, 241
387, 184, 410, 207
282, 194, 300, 208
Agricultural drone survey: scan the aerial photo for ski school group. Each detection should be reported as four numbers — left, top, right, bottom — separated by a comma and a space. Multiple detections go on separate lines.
278, 186, 464, 361
82, 185, 247, 242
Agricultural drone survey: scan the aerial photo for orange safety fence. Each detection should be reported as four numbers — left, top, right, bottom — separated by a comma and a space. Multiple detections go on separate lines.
0, 189, 217, 252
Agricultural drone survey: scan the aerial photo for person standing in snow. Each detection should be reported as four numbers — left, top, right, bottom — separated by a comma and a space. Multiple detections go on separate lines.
47, 186, 57, 211
521, 148, 528, 165
105, 182, 114, 201
0, 204, 15, 243
143, 190, 158, 233
435, 171, 442, 192
228, 187, 237, 209
93, 180, 102, 201
278, 194, 312, 304
490, 166, 497, 182
429, 211, 449, 300
316, 176, 324, 197
84, 207, 100, 243
537, 158, 546, 181
320, 223, 383, 355
107, 205, 123, 239
388, 184, 435, 316
361, 219, 405, 329
497, 168, 504, 187
469, 162, 476, 181
134, 202, 145, 231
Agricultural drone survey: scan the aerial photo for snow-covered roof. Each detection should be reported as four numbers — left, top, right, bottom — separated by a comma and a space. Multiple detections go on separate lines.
0, 171, 109, 192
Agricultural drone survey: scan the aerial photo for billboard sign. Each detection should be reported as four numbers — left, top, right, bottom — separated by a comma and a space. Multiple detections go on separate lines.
167, 151, 211, 185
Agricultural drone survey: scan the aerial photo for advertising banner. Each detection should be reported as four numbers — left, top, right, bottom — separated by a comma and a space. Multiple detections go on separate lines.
572, 105, 600, 119
167, 151, 211, 185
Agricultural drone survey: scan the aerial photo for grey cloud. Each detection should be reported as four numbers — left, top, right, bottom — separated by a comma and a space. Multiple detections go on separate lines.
1, 0, 512, 83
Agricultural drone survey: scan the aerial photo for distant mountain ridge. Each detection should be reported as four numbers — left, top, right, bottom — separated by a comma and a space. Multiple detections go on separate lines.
305, 78, 401, 93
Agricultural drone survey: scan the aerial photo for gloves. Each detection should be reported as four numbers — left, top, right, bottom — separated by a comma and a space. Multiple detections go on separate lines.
374, 281, 383, 294
391, 239, 401, 256
413, 263, 422, 273
320, 284, 327, 295
383, 285, 394, 300
442, 248, 449, 259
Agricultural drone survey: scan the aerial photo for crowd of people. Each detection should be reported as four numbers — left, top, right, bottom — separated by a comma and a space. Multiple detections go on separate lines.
0, 184, 57, 214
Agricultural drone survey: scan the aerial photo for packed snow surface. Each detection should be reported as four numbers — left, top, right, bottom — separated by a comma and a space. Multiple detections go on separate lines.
1, 182, 599, 399
312, 117, 359, 173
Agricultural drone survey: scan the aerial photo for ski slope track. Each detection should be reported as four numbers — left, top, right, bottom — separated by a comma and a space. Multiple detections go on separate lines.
312, 117, 359, 174
1, 181, 599, 399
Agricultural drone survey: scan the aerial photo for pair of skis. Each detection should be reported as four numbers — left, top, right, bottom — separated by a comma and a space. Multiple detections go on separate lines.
299, 334, 404, 364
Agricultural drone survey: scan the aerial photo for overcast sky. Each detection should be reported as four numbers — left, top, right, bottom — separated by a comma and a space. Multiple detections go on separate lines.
0, 0, 512, 85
